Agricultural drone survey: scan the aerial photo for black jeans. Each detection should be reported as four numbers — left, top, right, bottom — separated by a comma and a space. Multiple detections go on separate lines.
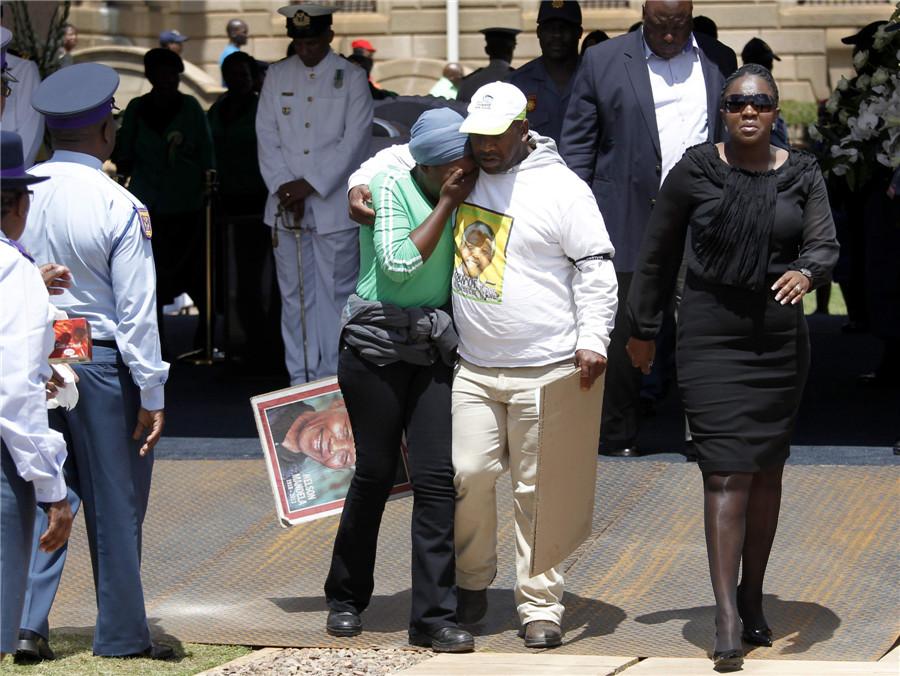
324, 344, 458, 632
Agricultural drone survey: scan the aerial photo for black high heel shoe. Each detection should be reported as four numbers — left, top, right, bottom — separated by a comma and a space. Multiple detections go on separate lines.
741, 625, 773, 647
712, 648, 744, 672
736, 583, 772, 648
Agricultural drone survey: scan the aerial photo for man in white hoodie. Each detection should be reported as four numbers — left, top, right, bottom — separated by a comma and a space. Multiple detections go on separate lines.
451, 82, 617, 648
345, 83, 617, 647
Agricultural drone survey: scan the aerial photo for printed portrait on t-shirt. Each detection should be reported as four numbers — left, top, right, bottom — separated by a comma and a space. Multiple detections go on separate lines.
452, 204, 513, 304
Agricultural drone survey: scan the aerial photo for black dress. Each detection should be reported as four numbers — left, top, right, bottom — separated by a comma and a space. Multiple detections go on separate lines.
628, 143, 839, 472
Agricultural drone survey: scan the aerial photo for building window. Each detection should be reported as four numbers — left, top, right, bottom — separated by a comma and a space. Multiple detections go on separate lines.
581, 1, 630, 7
333, 1, 376, 12
797, 0, 889, 5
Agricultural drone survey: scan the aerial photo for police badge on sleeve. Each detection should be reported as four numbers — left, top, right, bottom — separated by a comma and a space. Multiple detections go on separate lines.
137, 206, 153, 239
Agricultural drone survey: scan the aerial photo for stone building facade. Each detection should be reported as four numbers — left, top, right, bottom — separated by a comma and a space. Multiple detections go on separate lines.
29, 0, 900, 106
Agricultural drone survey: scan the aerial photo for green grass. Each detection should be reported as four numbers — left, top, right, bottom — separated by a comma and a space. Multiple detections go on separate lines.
779, 100, 819, 127
803, 282, 847, 316
1, 633, 251, 676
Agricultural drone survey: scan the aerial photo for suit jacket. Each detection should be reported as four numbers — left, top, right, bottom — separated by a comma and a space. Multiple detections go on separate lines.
559, 31, 737, 272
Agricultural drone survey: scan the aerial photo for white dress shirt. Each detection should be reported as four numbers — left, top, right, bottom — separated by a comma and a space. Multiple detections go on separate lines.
4, 54, 44, 167
0, 236, 67, 502
643, 31, 709, 184
19, 151, 169, 410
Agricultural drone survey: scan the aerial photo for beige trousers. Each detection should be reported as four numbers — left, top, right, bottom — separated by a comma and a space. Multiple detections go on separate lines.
452, 357, 574, 626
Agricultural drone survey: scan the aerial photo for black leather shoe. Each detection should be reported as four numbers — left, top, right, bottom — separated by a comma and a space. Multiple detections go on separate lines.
457, 587, 487, 624
522, 620, 562, 648
326, 609, 362, 637
108, 642, 176, 660
712, 648, 744, 671
598, 441, 640, 458
14, 630, 55, 662
409, 626, 474, 653
742, 625, 773, 647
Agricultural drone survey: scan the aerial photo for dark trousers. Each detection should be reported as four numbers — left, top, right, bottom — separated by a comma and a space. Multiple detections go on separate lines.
21, 347, 153, 655
601, 272, 644, 447
324, 344, 458, 632
1, 442, 36, 654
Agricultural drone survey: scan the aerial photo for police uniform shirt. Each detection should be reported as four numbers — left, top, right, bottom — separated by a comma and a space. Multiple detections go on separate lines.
256, 48, 374, 234
456, 59, 514, 102
0, 235, 67, 502
3, 54, 44, 167
18, 151, 169, 411
507, 56, 580, 145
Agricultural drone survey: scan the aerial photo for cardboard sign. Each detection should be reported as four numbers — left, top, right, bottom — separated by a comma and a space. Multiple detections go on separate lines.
530, 369, 604, 577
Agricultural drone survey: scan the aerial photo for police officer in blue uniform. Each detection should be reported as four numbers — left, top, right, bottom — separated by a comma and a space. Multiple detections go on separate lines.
0, 130, 74, 663
507, 0, 583, 145
16, 63, 173, 661
456, 27, 521, 103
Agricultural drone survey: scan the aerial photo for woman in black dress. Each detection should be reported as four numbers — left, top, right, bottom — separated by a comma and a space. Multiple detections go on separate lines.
626, 64, 838, 671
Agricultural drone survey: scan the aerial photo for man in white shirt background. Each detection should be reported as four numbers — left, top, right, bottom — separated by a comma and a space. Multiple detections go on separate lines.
255, 4, 373, 385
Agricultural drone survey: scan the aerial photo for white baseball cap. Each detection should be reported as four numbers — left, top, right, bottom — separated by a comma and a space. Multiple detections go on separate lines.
459, 82, 528, 135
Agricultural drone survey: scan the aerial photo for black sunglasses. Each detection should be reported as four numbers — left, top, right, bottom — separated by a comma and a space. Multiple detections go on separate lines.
722, 94, 776, 113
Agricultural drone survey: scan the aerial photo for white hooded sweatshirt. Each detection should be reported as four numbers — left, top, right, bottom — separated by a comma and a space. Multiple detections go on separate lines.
451, 133, 618, 367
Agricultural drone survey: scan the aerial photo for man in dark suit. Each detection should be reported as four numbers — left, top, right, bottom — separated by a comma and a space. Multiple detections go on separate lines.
559, 0, 737, 457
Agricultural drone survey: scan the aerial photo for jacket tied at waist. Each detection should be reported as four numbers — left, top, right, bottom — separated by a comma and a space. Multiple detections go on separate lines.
341, 294, 458, 367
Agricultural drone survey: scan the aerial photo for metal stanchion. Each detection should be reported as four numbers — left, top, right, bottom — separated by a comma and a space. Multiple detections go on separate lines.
273, 203, 310, 382
180, 169, 225, 364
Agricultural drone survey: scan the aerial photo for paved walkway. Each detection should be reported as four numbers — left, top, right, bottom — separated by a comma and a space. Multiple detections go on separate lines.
199, 644, 900, 675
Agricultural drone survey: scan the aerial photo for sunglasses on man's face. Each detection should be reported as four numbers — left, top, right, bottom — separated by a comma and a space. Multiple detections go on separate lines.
723, 94, 776, 114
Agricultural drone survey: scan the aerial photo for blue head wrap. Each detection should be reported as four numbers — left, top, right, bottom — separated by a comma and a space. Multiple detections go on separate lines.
409, 108, 471, 166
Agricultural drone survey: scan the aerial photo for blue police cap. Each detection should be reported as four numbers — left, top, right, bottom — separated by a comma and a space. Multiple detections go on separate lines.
0, 131, 49, 188
31, 62, 119, 130
537, 0, 582, 26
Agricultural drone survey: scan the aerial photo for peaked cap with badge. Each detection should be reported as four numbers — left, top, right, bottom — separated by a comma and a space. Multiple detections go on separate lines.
537, 0, 582, 25
279, 4, 338, 39
31, 62, 119, 130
